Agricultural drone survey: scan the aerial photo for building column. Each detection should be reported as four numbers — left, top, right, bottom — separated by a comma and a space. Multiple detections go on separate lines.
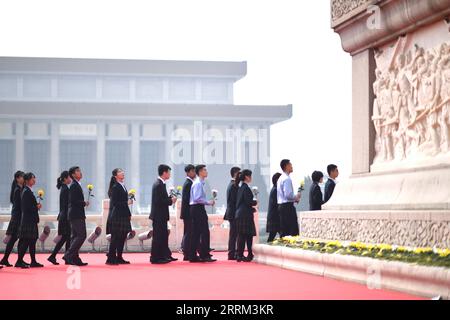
50, 122, 60, 213
96, 123, 106, 211
130, 123, 140, 212
15, 121, 24, 172
352, 49, 376, 175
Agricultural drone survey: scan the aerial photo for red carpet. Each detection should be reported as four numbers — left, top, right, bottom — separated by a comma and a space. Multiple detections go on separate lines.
0, 252, 423, 300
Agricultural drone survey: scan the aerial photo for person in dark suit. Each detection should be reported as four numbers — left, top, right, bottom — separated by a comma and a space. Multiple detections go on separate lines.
223, 166, 240, 260
266, 172, 282, 243
309, 171, 324, 211
15, 172, 43, 268
63, 166, 89, 266
188, 165, 216, 263
235, 169, 258, 262
324, 164, 339, 203
47, 171, 72, 265
149, 164, 177, 264
0, 171, 24, 267
106, 168, 133, 265
180, 164, 196, 261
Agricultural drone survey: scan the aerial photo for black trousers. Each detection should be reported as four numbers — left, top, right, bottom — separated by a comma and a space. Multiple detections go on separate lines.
64, 219, 87, 262
1, 233, 19, 262
108, 233, 127, 259
227, 219, 238, 258
279, 203, 299, 237
150, 219, 170, 261
267, 231, 280, 243
50, 235, 71, 257
189, 205, 210, 259
16, 238, 38, 263
237, 234, 253, 258
181, 218, 192, 257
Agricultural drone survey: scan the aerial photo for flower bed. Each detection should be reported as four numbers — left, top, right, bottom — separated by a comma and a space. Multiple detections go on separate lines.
270, 236, 450, 268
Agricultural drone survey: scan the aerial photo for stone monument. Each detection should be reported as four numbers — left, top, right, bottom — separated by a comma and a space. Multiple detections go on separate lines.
300, 0, 450, 248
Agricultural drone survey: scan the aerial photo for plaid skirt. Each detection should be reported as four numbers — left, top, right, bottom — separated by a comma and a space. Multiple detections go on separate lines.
6, 217, 20, 236
18, 222, 39, 240
108, 216, 132, 236
266, 215, 281, 234
236, 214, 256, 236
57, 219, 71, 237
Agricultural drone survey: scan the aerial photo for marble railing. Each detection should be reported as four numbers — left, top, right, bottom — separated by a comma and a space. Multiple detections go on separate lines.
0, 200, 260, 253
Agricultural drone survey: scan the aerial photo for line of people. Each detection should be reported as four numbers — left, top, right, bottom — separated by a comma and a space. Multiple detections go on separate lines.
0, 160, 338, 269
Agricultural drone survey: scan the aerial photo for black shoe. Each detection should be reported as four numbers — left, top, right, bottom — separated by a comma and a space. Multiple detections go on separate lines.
247, 254, 254, 262
106, 257, 118, 265
65, 259, 75, 265
236, 256, 246, 262
74, 260, 88, 266
0, 259, 13, 267
183, 256, 190, 261
189, 257, 204, 263
151, 259, 171, 265
168, 256, 178, 262
30, 262, 44, 268
228, 256, 237, 261
209, 248, 215, 252
47, 256, 59, 265
201, 257, 217, 263
116, 258, 130, 265
14, 261, 30, 269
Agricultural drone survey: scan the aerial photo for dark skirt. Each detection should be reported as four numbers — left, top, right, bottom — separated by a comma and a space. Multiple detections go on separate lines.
6, 217, 20, 235
236, 214, 256, 236
266, 211, 280, 234
108, 216, 132, 236
278, 203, 299, 237
18, 222, 39, 240
57, 219, 71, 237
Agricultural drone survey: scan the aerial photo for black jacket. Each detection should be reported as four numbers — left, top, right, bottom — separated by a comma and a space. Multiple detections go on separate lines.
324, 179, 336, 203
11, 186, 22, 221
235, 183, 257, 220
57, 184, 69, 222
224, 180, 238, 221
149, 179, 172, 222
266, 185, 279, 223
110, 183, 131, 220
68, 180, 87, 220
21, 187, 39, 225
180, 178, 193, 220
309, 182, 324, 211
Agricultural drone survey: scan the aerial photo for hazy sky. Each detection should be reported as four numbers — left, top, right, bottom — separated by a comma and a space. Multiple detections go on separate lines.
0, 0, 352, 183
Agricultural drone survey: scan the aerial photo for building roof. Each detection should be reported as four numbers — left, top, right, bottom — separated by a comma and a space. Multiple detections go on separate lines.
0, 101, 292, 123
0, 57, 247, 79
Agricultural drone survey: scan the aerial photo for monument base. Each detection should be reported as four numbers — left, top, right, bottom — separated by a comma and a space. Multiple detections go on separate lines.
299, 210, 450, 248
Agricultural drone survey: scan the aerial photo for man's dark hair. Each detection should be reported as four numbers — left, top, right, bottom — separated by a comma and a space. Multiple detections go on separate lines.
327, 164, 338, 176
195, 165, 206, 176
69, 166, 80, 179
280, 159, 291, 171
311, 171, 324, 183
184, 164, 195, 173
230, 167, 241, 178
158, 164, 172, 176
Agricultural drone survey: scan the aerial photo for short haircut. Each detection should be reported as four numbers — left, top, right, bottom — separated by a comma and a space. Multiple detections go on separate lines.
158, 164, 172, 176
280, 159, 290, 171
327, 164, 338, 175
195, 164, 206, 176
311, 171, 324, 183
230, 167, 241, 178
272, 172, 282, 186
184, 164, 195, 173
69, 166, 80, 179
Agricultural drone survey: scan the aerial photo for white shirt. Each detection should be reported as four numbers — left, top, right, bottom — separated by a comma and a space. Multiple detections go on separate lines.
158, 177, 166, 185
277, 171, 296, 204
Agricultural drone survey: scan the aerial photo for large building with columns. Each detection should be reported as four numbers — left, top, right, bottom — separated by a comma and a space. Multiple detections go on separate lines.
0, 57, 292, 214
